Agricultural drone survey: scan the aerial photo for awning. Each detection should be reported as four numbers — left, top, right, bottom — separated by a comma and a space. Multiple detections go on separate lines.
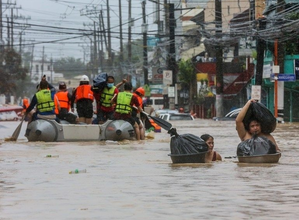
190, 10, 205, 25
230, 9, 250, 29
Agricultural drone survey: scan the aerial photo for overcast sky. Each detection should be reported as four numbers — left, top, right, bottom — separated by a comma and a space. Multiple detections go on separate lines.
3, 0, 155, 62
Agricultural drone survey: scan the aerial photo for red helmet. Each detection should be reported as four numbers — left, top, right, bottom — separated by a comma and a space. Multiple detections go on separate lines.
135, 87, 145, 96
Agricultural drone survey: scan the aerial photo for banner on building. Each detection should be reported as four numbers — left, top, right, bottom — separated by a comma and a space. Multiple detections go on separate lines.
295, 60, 299, 80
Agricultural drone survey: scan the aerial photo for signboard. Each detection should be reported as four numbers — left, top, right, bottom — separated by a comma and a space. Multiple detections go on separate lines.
251, 85, 261, 101
295, 60, 299, 80
270, 73, 296, 82
263, 64, 272, 78
163, 70, 172, 85
147, 37, 159, 47
168, 86, 175, 97
272, 65, 280, 74
196, 73, 208, 81
150, 84, 163, 94
152, 73, 163, 84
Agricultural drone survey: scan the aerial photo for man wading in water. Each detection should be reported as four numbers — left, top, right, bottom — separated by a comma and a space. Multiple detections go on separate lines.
235, 99, 280, 153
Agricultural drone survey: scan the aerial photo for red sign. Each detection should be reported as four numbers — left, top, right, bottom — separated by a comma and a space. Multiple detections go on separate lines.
152, 74, 163, 84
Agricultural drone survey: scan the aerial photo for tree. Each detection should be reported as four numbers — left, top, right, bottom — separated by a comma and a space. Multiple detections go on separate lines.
285, 12, 299, 55
54, 57, 86, 78
178, 58, 196, 109
0, 48, 28, 95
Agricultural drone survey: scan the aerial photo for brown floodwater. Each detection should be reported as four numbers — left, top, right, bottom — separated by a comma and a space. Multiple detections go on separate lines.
1, 120, 299, 219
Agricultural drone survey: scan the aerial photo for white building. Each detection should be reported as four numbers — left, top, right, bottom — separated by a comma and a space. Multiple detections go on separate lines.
29, 60, 64, 85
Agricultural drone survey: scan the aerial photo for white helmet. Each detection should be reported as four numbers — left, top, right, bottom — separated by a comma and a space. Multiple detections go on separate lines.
80, 75, 89, 82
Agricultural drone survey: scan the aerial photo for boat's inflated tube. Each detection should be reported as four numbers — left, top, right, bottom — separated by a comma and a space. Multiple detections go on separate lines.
25, 119, 58, 142
104, 120, 135, 141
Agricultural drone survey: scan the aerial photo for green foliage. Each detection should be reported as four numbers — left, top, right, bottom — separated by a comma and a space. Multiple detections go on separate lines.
178, 59, 195, 85
0, 48, 28, 94
54, 57, 86, 78
284, 12, 299, 55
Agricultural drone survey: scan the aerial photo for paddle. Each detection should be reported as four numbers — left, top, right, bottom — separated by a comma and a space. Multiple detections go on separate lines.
142, 111, 172, 131
5, 115, 26, 141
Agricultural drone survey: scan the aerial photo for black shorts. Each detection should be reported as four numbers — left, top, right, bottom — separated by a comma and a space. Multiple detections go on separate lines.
124, 116, 137, 126
133, 116, 141, 125
76, 99, 93, 118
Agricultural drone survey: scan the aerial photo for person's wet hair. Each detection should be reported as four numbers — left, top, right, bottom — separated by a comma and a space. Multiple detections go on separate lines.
124, 82, 132, 91
107, 76, 115, 81
39, 80, 48, 90
201, 134, 213, 142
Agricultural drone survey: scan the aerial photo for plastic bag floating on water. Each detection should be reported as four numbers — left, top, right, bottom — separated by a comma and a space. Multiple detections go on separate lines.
237, 136, 277, 156
168, 128, 208, 155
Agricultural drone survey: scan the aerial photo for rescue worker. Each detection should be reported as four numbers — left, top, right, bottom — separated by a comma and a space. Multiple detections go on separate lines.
25, 79, 57, 123
22, 96, 29, 110
21, 96, 31, 121
132, 87, 146, 140
71, 75, 94, 124
54, 82, 75, 123
94, 76, 127, 124
111, 82, 144, 141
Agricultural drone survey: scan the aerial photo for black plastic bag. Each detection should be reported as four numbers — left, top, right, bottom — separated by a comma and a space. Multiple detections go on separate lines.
92, 72, 108, 92
243, 102, 276, 134
237, 136, 277, 156
169, 128, 208, 155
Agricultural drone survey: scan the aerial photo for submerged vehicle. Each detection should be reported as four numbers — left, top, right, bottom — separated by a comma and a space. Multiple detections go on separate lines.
25, 119, 135, 142
238, 152, 281, 163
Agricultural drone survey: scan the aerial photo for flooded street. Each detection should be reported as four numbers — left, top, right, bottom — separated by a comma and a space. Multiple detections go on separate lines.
1, 119, 299, 220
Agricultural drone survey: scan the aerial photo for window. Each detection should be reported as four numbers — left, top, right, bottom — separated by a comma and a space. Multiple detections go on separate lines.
169, 114, 193, 120
154, 99, 164, 105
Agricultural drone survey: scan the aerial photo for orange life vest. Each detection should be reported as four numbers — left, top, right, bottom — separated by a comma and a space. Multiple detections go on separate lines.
22, 98, 29, 113
133, 93, 143, 113
55, 91, 70, 114
75, 85, 94, 101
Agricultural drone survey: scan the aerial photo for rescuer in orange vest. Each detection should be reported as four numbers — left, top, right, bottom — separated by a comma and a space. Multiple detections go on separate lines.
132, 87, 146, 140
71, 75, 94, 124
54, 82, 75, 123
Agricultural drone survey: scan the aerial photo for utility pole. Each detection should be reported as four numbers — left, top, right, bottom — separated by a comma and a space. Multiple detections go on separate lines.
100, 9, 108, 52
0, 0, 3, 64
50, 57, 53, 83
41, 46, 44, 78
166, 3, 176, 110
98, 14, 103, 71
93, 21, 97, 75
19, 32, 22, 54
142, 0, 149, 85
276, 0, 285, 122
215, 0, 224, 117
7, 16, 10, 47
0, 0, 2, 41
128, 0, 132, 63
118, 0, 123, 62
30, 43, 34, 77
10, 8, 13, 48
106, 0, 112, 66
255, 17, 266, 86
168, 3, 176, 86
